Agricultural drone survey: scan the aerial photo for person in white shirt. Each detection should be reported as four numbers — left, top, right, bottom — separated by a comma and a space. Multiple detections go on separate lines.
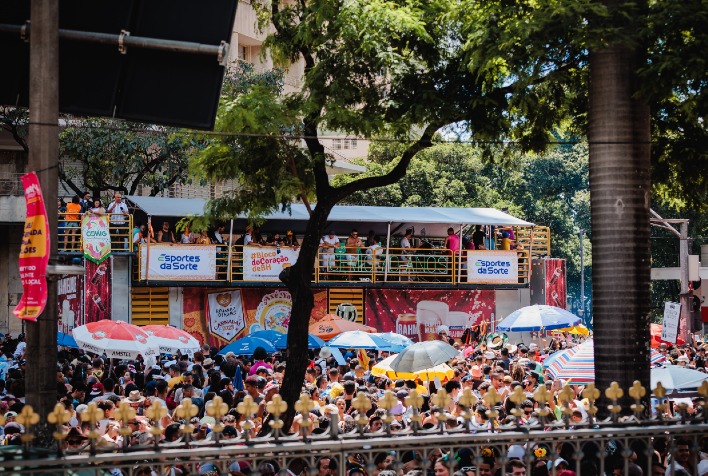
12, 335, 26, 360
106, 192, 130, 248
319, 231, 339, 273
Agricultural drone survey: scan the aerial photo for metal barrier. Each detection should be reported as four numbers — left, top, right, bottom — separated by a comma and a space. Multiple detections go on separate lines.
58, 212, 134, 253
1, 382, 707, 476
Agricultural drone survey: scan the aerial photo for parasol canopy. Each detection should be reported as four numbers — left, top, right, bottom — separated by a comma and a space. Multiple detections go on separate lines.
218, 336, 276, 356
72, 321, 158, 360
309, 314, 376, 340
372, 354, 454, 381
57, 331, 78, 349
651, 365, 708, 393
141, 325, 201, 355
497, 305, 581, 332
374, 332, 414, 352
272, 333, 326, 350
544, 339, 667, 385
556, 324, 591, 336
389, 340, 459, 373
327, 331, 394, 350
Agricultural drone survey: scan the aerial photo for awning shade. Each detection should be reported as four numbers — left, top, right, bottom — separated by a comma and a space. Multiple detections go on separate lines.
126, 196, 534, 234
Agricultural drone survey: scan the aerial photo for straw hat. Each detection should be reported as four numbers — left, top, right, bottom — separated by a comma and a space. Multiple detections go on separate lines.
123, 390, 145, 404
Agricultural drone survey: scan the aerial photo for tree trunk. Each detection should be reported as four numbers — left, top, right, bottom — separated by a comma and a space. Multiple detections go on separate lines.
588, 28, 651, 411
277, 200, 335, 431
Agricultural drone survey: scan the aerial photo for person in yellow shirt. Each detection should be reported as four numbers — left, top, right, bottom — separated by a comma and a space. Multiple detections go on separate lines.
166, 364, 183, 388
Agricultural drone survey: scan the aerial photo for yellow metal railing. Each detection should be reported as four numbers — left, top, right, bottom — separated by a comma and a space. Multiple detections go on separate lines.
497, 226, 551, 258
58, 212, 133, 252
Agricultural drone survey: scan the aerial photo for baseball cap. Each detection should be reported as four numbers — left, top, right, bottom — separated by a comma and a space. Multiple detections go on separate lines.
224, 352, 236, 359
90, 383, 104, 396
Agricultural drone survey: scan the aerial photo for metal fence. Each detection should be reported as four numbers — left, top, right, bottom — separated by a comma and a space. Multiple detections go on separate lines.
2, 384, 707, 476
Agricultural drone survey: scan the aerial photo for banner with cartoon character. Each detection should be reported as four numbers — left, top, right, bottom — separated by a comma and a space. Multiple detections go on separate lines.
206, 290, 246, 342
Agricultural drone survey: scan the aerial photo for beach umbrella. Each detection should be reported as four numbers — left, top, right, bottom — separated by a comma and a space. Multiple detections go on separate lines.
372, 354, 455, 381
218, 336, 276, 356
557, 324, 591, 336
272, 333, 326, 350
309, 314, 376, 340
651, 366, 708, 393
497, 305, 581, 332
328, 331, 394, 350
389, 340, 459, 374
72, 321, 158, 360
249, 329, 285, 344
544, 339, 667, 385
57, 331, 78, 349
142, 325, 201, 355
374, 332, 414, 352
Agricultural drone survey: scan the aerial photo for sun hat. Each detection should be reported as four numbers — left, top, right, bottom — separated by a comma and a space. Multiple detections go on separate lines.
123, 390, 146, 404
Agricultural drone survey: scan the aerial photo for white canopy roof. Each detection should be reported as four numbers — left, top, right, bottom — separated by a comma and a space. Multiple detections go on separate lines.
126, 196, 533, 235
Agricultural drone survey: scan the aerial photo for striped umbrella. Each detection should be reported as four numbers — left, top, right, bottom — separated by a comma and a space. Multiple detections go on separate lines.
544, 339, 666, 385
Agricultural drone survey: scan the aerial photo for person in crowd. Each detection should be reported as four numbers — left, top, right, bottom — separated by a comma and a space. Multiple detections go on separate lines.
472, 225, 486, 250
195, 229, 212, 245
211, 223, 227, 245
345, 229, 364, 274
319, 230, 339, 277
444, 227, 461, 255
156, 221, 176, 243
88, 198, 106, 215
80, 191, 92, 213
266, 232, 284, 246
283, 230, 299, 248
64, 195, 82, 248
366, 234, 384, 267
106, 192, 130, 248
180, 224, 195, 244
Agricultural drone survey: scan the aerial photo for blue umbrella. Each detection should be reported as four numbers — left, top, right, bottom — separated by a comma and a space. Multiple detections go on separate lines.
218, 336, 276, 356
57, 331, 78, 348
497, 305, 581, 332
328, 331, 395, 350
272, 333, 326, 350
249, 329, 285, 344
375, 332, 414, 352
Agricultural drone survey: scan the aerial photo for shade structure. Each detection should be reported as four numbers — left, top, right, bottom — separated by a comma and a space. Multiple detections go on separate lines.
372, 354, 454, 381
72, 321, 158, 360
142, 325, 201, 355
497, 305, 582, 332
651, 365, 708, 393
249, 329, 285, 344
557, 324, 591, 336
327, 331, 394, 350
309, 314, 377, 340
544, 339, 667, 385
374, 332, 414, 352
389, 340, 459, 373
649, 323, 686, 348
272, 333, 326, 350
218, 336, 276, 356
57, 331, 78, 349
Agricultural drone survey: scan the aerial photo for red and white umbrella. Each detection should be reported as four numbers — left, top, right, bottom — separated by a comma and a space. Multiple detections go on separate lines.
142, 325, 200, 355
72, 320, 158, 361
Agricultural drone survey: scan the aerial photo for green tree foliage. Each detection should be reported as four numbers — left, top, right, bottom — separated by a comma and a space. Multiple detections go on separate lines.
59, 118, 201, 198
336, 141, 592, 316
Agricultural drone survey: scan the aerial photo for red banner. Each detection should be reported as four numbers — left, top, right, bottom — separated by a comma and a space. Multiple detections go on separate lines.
544, 259, 566, 308
85, 258, 112, 322
58, 274, 84, 333
14, 172, 50, 321
364, 289, 495, 342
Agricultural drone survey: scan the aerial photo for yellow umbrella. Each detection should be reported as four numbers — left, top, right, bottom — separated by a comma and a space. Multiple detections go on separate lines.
371, 354, 454, 381
557, 324, 590, 336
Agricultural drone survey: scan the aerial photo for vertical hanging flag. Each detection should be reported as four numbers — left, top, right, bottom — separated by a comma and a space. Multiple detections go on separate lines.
81, 214, 112, 263
14, 172, 50, 321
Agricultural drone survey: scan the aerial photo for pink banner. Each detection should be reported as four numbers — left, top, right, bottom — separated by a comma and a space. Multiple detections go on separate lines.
544, 259, 566, 308
14, 172, 50, 321
85, 258, 112, 322
365, 289, 495, 342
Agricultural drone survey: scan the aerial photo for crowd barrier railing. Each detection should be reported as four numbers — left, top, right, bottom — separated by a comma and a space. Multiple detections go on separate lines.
58, 212, 133, 253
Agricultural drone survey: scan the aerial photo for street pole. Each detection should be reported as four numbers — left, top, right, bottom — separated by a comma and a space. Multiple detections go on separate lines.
679, 221, 692, 344
25, 0, 59, 445
579, 229, 585, 320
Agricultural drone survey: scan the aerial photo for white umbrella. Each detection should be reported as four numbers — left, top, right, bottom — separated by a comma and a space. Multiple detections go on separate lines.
389, 340, 459, 373
651, 365, 708, 393
374, 332, 414, 352
497, 305, 581, 332
72, 321, 159, 361
141, 325, 201, 355
328, 331, 394, 350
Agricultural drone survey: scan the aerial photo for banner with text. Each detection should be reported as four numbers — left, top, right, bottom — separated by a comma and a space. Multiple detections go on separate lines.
14, 172, 50, 321
466, 250, 518, 284
243, 246, 299, 281
140, 244, 217, 281
207, 290, 246, 342
81, 214, 112, 263
58, 274, 83, 333
661, 301, 681, 344
85, 258, 112, 323
365, 289, 495, 343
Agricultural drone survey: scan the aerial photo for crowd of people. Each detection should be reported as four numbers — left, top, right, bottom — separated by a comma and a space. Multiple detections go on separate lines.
0, 327, 706, 475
